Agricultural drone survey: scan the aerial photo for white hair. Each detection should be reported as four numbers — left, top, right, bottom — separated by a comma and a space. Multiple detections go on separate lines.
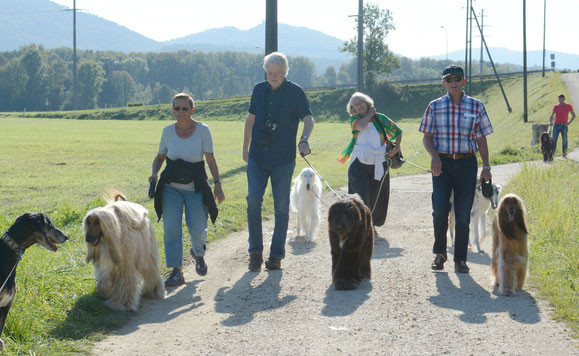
263, 52, 289, 76
347, 92, 375, 116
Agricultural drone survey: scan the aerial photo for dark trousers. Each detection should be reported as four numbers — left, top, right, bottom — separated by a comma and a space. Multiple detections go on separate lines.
347, 159, 390, 227
431, 155, 477, 262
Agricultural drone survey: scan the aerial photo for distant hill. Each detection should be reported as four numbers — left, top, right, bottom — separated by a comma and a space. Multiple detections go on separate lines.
426, 48, 579, 70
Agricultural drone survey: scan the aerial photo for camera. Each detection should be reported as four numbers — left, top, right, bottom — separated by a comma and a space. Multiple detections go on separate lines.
258, 120, 278, 145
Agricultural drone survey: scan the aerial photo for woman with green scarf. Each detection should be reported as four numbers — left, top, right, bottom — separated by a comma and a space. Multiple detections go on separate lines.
338, 92, 402, 227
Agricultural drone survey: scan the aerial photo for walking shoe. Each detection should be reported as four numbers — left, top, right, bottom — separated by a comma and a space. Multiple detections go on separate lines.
431, 253, 447, 271
454, 260, 470, 273
248, 253, 263, 272
563, 150, 567, 158
190, 248, 208, 276
265, 257, 281, 270
165, 267, 185, 287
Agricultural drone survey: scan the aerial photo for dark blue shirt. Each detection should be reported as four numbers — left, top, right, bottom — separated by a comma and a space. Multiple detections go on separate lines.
248, 79, 312, 166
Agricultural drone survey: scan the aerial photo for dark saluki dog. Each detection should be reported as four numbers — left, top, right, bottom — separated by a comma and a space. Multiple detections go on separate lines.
540, 132, 554, 162
0, 213, 68, 351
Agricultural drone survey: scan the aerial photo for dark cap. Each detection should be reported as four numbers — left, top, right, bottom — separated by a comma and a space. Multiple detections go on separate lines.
442, 65, 464, 78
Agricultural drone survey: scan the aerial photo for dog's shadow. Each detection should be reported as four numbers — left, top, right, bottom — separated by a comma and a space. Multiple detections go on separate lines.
288, 236, 317, 255
214, 271, 296, 326
372, 235, 404, 260
50, 281, 204, 339
321, 280, 373, 317
427, 273, 541, 324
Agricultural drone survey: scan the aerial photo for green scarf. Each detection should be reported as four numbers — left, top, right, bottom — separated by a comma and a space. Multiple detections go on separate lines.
337, 112, 402, 164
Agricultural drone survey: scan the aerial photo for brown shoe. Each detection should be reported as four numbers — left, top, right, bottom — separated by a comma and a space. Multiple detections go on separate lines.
454, 260, 470, 273
431, 253, 447, 271
248, 253, 263, 272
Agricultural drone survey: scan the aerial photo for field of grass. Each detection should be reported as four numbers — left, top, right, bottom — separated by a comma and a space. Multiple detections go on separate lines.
0, 71, 576, 353
500, 160, 578, 335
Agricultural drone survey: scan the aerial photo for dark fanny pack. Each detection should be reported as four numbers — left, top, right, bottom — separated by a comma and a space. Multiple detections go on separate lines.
170, 161, 196, 184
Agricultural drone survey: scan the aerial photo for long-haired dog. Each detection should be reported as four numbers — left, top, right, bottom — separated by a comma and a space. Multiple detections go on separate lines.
540, 132, 554, 162
290, 167, 322, 242
1, 213, 68, 351
328, 194, 374, 290
448, 181, 501, 253
83, 191, 165, 311
491, 193, 529, 296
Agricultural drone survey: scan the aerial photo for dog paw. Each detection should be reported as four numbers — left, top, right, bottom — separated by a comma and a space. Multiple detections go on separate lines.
334, 279, 360, 290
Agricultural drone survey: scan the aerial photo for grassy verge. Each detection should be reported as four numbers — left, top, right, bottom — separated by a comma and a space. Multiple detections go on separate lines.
501, 160, 578, 335
0, 71, 576, 353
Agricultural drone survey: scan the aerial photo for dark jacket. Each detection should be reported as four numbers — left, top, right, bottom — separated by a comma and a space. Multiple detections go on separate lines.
153, 158, 218, 224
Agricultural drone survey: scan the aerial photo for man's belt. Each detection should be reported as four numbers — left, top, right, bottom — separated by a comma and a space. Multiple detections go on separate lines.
439, 152, 475, 159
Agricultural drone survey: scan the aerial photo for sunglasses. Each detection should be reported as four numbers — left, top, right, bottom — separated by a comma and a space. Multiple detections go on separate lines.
173, 106, 192, 111
444, 76, 463, 83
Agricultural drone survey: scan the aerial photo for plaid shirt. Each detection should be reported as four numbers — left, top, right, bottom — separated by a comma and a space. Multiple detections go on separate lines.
419, 93, 493, 154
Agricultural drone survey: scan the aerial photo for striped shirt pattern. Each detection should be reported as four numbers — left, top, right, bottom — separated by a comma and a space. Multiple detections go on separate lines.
419, 93, 493, 154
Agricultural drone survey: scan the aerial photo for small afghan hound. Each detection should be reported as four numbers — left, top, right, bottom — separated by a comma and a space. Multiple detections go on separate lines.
491, 193, 529, 296
290, 167, 322, 242
83, 191, 165, 311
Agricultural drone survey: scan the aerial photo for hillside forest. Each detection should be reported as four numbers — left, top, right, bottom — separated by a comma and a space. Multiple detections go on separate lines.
0, 44, 523, 112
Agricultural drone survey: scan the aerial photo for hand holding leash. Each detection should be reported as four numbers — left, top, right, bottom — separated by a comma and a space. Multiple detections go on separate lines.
298, 141, 311, 157
148, 176, 156, 199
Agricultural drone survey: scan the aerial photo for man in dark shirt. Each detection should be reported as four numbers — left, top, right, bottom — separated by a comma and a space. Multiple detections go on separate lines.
242, 52, 314, 271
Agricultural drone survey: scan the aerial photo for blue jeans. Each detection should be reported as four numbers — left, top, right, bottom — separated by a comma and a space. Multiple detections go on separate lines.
162, 184, 208, 268
552, 123, 568, 154
431, 155, 477, 262
246, 159, 296, 259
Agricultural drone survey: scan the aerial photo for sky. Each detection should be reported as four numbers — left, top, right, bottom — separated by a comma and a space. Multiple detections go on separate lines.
50, 0, 579, 58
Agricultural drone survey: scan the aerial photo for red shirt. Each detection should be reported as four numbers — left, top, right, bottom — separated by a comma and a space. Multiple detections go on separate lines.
552, 104, 574, 124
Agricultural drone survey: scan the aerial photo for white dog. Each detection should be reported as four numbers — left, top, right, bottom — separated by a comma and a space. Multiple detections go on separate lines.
83, 191, 165, 311
448, 181, 501, 253
290, 167, 322, 242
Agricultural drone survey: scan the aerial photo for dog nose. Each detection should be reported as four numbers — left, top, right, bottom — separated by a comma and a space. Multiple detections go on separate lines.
306, 184, 310, 190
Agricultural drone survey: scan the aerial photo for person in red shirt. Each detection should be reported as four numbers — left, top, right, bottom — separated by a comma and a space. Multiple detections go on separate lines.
549, 94, 576, 157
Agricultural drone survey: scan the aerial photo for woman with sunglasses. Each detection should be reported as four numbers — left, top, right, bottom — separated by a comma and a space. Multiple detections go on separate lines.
149, 93, 225, 287
338, 92, 402, 230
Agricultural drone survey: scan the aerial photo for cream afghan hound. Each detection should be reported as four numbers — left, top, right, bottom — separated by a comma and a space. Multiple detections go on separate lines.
491, 193, 529, 296
83, 191, 165, 311
290, 167, 322, 242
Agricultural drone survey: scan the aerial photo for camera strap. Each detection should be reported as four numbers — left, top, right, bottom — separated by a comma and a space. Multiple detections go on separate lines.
263, 80, 288, 131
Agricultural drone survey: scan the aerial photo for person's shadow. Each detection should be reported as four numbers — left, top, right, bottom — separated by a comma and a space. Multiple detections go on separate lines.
427, 272, 541, 324
372, 235, 404, 260
215, 270, 296, 326
288, 236, 317, 255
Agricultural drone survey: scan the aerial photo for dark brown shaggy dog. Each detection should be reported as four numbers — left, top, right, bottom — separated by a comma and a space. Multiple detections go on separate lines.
491, 193, 529, 296
540, 132, 554, 162
328, 194, 374, 290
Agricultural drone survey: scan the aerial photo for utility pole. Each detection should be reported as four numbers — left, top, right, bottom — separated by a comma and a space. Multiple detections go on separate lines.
523, 0, 528, 123
265, 0, 278, 55
542, 0, 546, 77
464, 0, 471, 95
468, 0, 473, 94
357, 0, 364, 92
480, 9, 484, 87
441, 26, 448, 62
73, 0, 77, 110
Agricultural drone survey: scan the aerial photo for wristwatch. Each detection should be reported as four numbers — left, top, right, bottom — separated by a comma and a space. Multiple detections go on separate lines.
482, 166, 491, 170
300, 135, 309, 141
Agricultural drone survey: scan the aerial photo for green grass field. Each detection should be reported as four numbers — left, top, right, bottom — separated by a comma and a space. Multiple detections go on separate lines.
0, 72, 577, 353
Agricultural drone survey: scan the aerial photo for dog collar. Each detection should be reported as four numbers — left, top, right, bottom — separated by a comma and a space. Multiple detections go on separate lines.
1, 231, 23, 255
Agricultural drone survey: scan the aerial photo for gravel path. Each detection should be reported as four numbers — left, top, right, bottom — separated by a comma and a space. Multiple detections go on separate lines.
93, 155, 578, 355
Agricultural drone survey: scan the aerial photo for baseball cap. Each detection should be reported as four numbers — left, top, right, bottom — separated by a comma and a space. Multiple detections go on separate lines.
442, 65, 464, 78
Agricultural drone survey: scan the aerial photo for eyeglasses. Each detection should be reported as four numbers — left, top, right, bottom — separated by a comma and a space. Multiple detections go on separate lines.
173, 106, 192, 111
444, 76, 463, 83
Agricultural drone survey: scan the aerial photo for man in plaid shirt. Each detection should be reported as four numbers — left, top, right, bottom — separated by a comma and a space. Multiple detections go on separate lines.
419, 65, 493, 274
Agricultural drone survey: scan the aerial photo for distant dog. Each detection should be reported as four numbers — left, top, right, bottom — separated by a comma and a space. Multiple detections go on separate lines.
531, 123, 550, 146
1, 213, 68, 351
491, 194, 529, 296
290, 167, 322, 242
83, 191, 165, 311
328, 194, 374, 290
448, 181, 501, 253
540, 132, 554, 162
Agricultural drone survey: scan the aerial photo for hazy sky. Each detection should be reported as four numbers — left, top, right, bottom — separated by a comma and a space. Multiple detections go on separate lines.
50, 0, 579, 58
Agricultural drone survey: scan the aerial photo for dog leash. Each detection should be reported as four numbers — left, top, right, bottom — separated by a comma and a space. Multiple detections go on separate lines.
300, 153, 342, 200
399, 157, 431, 173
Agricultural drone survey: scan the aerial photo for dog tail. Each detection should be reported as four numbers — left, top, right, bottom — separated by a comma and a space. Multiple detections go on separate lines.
104, 188, 127, 204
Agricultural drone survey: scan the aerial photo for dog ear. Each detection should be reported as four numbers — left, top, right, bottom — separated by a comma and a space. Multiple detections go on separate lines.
95, 208, 123, 263
515, 199, 529, 235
